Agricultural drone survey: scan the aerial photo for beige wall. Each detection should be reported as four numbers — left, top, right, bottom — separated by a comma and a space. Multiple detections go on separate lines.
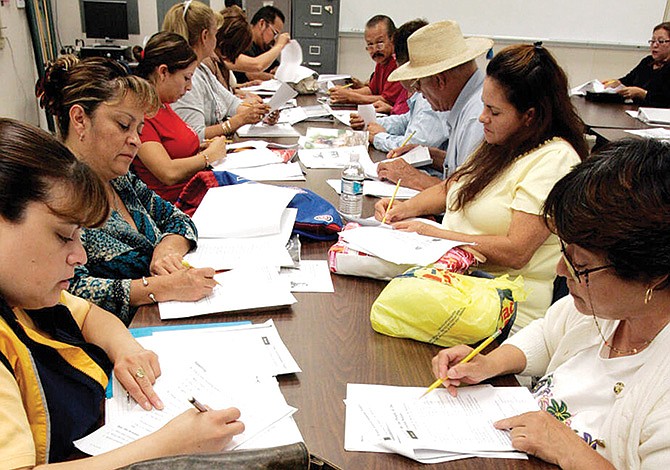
0, 1, 668, 125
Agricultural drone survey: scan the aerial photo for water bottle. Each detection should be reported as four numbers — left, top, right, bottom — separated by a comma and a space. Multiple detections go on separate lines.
339, 153, 365, 218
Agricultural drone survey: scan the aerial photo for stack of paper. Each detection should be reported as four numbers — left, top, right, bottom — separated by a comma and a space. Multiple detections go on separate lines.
338, 225, 467, 265
570, 79, 623, 96
327, 179, 419, 199
625, 127, 670, 140
345, 384, 539, 463
299, 145, 369, 169
237, 123, 301, 138
76, 361, 298, 455
360, 146, 432, 179
636, 107, 670, 125
298, 127, 368, 149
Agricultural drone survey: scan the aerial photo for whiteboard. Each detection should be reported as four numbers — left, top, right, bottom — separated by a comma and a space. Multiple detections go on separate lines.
339, 0, 668, 46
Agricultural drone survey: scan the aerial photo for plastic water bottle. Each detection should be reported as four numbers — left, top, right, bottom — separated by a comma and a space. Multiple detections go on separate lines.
339, 153, 364, 218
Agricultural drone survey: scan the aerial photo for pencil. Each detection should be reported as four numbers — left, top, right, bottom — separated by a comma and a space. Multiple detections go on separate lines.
419, 329, 503, 399
181, 260, 222, 285
399, 130, 416, 148
204, 138, 233, 144
381, 178, 402, 225
189, 396, 208, 412
328, 83, 353, 94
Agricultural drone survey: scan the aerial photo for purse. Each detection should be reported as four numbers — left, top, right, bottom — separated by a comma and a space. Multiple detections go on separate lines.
119, 442, 341, 470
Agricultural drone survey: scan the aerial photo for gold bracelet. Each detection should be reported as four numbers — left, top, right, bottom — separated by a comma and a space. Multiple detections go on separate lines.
200, 152, 210, 169
221, 119, 233, 136
142, 276, 158, 303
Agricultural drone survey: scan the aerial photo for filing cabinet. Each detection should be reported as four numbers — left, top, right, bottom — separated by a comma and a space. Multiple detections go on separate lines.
292, 0, 339, 73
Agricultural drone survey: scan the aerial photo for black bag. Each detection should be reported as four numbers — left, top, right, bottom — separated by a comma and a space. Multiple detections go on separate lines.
119, 442, 341, 470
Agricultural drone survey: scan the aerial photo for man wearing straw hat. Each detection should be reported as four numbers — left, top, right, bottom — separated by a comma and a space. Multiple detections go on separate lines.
377, 20, 493, 191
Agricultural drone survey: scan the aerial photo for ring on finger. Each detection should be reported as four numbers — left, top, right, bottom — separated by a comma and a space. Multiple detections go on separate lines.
135, 367, 146, 379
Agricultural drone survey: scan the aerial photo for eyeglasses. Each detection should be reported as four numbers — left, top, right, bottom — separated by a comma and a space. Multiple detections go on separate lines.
409, 77, 423, 91
559, 241, 613, 284
268, 24, 280, 41
365, 41, 387, 51
648, 39, 670, 45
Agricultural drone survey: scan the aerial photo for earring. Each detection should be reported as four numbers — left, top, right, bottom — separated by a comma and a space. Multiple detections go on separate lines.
644, 287, 654, 304
79, 133, 85, 142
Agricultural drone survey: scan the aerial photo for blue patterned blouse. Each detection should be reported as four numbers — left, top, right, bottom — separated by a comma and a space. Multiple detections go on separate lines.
69, 173, 197, 324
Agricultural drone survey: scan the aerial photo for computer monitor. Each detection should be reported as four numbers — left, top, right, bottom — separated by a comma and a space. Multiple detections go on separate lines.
82, 0, 129, 41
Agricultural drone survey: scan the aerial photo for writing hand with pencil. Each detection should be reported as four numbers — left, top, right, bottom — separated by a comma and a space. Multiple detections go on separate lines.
374, 194, 412, 224
199, 136, 228, 167
328, 83, 356, 103
235, 101, 271, 126
429, 330, 507, 397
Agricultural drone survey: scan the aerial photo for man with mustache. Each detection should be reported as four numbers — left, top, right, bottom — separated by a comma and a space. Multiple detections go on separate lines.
329, 15, 408, 114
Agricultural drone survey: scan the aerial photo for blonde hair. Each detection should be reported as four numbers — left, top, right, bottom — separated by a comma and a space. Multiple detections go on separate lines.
162, 0, 218, 47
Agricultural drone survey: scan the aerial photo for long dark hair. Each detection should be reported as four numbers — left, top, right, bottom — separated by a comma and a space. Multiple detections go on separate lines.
133, 31, 198, 80
448, 44, 588, 211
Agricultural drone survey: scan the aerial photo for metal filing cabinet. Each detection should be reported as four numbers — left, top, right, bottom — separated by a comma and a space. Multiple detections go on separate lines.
291, 0, 339, 74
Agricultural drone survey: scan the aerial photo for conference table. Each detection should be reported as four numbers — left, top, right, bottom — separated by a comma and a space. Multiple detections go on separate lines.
130, 97, 556, 469
570, 95, 644, 131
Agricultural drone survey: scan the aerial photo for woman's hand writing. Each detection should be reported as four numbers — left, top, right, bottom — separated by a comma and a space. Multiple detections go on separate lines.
431, 345, 496, 397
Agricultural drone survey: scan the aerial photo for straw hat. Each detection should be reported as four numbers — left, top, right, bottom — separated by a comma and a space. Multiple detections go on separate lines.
388, 20, 493, 82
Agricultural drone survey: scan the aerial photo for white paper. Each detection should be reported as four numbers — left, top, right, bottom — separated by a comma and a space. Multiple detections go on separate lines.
279, 260, 334, 292
570, 79, 624, 96
637, 107, 670, 125
185, 209, 296, 270
279, 106, 309, 125
299, 145, 369, 169
240, 79, 282, 92
212, 147, 283, 171
226, 140, 269, 151
158, 266, 297, 319
192, 183, 298, 238
77, 361, 296, 455
267, 82, 299, 112
317, 73, 351, 83
339, 226, 469, 265
237, 416, 304, 450
626, 127, 670, 140
275, 40, 316, 83
357, 104, 376, 128
232, 162, 305, 181
345, 384, 537, 463
237, 123, 301, 138
330, 110, 352, 127
326, 179, 419, 199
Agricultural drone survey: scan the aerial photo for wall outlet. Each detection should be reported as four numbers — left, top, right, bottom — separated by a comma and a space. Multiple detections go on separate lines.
16, 0, 26, 8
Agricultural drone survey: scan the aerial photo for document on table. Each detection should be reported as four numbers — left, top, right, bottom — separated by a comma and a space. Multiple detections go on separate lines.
626, 127, 670, 140
240, 78, 283, 92
299, 145, 369, 169
570, 79, 624, 96
76, 361, 297, 455
232, 162, 305, 182
158, 266, 297, 319
327, 179, 419, 199
345, 384, 538, 463
635, 107, 670, 125
360, 146, 432, 179
338, 226, 468, 265
185, 208, 296, 270
280, 260, 334, 292
192, 183, 298, 238
237, 123, 301, 138
267, 81, 299, 112
212, 147, 283, 171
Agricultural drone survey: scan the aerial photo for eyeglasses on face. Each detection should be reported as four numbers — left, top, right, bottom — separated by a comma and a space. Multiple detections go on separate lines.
648, 39, 670, 45
559, 241, 613, 284
365, 41, 387, 51
409, 77, 423, 91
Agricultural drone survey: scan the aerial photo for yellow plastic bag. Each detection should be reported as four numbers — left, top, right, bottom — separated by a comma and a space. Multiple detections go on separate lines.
370, 266, 527, 347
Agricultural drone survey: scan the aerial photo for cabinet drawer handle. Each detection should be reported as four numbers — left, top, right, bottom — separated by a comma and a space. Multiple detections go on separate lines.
307, 22, 323, 27
309, 45, 321, 55
307, 62, 322, 67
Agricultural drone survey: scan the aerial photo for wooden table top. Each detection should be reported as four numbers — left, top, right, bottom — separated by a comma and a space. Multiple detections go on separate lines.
130, 97, 556, 469
571, 95, 646, 130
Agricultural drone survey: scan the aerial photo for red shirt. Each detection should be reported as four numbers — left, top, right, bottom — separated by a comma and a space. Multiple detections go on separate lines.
135, 104, 200, 203
368, 56, 407, 114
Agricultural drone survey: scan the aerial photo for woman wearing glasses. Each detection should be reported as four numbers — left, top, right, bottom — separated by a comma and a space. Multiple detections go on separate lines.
604, 22, 670, 107
432, 139, 670, 469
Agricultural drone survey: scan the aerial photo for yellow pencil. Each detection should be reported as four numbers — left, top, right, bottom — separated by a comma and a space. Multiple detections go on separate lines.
181, 260, 221, 285
328, 83, 353, 94
399, 130, 416, 148
380, 178, 402, 225
419, 329, 503, 399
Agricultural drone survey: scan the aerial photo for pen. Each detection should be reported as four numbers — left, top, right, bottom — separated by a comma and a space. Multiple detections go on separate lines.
381, 178, 402, 225
420, 329, 503, 399
328, 83, 353, 94
399, 130, 417, 148
204, 138, 234, 144
189, 396, 208, 412
181, 260, 223, 285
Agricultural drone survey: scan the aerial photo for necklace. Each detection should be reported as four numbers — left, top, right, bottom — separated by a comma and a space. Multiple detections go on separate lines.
592, 315, 656, 356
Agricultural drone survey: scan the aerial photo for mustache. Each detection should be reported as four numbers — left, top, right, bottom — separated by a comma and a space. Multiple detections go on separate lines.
372, 52, 384, 59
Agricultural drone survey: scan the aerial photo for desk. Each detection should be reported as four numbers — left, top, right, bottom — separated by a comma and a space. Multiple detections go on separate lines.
130, 99, 556, 469
590, 127, 640, 144
571, 95, 646, 130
